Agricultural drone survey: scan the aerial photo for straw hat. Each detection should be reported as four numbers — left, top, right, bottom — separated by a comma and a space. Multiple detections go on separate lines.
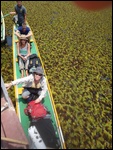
20, 34, 28, 40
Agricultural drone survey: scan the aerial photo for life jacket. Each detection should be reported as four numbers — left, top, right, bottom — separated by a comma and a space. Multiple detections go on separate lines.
31, 81, 41, 89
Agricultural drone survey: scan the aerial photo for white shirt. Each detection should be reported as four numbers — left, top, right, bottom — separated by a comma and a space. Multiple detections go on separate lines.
12, 74, 48, 100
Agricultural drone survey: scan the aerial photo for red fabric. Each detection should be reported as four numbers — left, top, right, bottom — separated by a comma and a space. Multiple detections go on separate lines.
24, 100, 47, 119
73, 1, 112, 11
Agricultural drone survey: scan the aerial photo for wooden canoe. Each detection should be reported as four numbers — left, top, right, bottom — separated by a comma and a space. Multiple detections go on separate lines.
12, 22, 66, 149
1, 11, 5, 43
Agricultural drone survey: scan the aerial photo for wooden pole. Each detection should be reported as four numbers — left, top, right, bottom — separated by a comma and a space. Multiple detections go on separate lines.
1, 137, 29, 146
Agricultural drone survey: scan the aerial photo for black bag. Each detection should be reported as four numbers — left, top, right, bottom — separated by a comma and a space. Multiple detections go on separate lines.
30, 118, 61, 148
24, 87, 42, 95
24, 87, 42, 102
28, 54, 41, 72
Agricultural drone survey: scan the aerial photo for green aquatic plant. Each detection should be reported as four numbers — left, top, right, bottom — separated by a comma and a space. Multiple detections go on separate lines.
1, 1, 112, 149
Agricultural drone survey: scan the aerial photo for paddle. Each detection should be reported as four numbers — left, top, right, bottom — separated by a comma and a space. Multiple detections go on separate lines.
1, 13, 10, 19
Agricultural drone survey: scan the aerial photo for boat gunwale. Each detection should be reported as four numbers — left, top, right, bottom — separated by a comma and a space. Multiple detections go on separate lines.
1, 11, 6, 42
12, 22, 66, 149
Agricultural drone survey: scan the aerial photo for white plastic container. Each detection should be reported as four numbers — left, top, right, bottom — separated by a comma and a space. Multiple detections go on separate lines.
28, 125, 47, 149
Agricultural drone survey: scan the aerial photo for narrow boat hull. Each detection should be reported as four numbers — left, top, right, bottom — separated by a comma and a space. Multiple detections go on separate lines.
12, 23, 66, 149
1, 11, 5, 43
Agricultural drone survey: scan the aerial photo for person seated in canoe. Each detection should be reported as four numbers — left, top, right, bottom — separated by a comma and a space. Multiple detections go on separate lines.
5, 66, 48, 104
15, 22, 32, 43
10, 1, 27, 27
17, 34, 31, 78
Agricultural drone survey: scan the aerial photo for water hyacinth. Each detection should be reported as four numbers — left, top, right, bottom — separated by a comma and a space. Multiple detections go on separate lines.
1, 1, 112, 149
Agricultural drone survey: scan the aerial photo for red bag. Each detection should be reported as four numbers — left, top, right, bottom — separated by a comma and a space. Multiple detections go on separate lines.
24, 100, 47, 119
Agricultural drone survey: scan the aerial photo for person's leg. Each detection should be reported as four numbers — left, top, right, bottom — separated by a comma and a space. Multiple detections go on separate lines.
22, 88, 36, 102
21, 70, 24, 78
25, 58, 29, 76
22, 89, 31, 99
25, 70, 29, 76
19, 57, 25, 78
37, 89, 42, 99
27, 36, 32, 49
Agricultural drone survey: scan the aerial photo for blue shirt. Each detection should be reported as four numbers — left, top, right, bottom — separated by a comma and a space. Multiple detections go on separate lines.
18, 26, 30, 35
15, 5, 26, 24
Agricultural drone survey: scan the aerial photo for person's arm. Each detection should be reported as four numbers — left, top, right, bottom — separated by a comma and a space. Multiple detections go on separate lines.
35, 77, 48, 103
17, 42, 24, 60
5, 74, 33, 90
23, 7, 27, 23
15, 30, 21, 38
12, 74, 33, 85
10, 5, 17, 15
26, 31, 32, 38
9, 12, 16, 15
24, 14, 27, 23
5, 83, 13, 90
25, 43, 31, 58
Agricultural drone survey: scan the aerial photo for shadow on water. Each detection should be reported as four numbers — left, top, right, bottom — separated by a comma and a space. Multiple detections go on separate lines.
1, 35, 12, 47
6, 35, 12, 46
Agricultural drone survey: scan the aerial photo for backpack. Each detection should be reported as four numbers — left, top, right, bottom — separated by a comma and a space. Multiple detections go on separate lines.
28, 54, 42, 73
24, 101, 47, 120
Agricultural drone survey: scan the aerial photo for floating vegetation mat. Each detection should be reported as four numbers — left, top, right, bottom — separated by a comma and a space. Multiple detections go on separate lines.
1, 1, 112, 149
